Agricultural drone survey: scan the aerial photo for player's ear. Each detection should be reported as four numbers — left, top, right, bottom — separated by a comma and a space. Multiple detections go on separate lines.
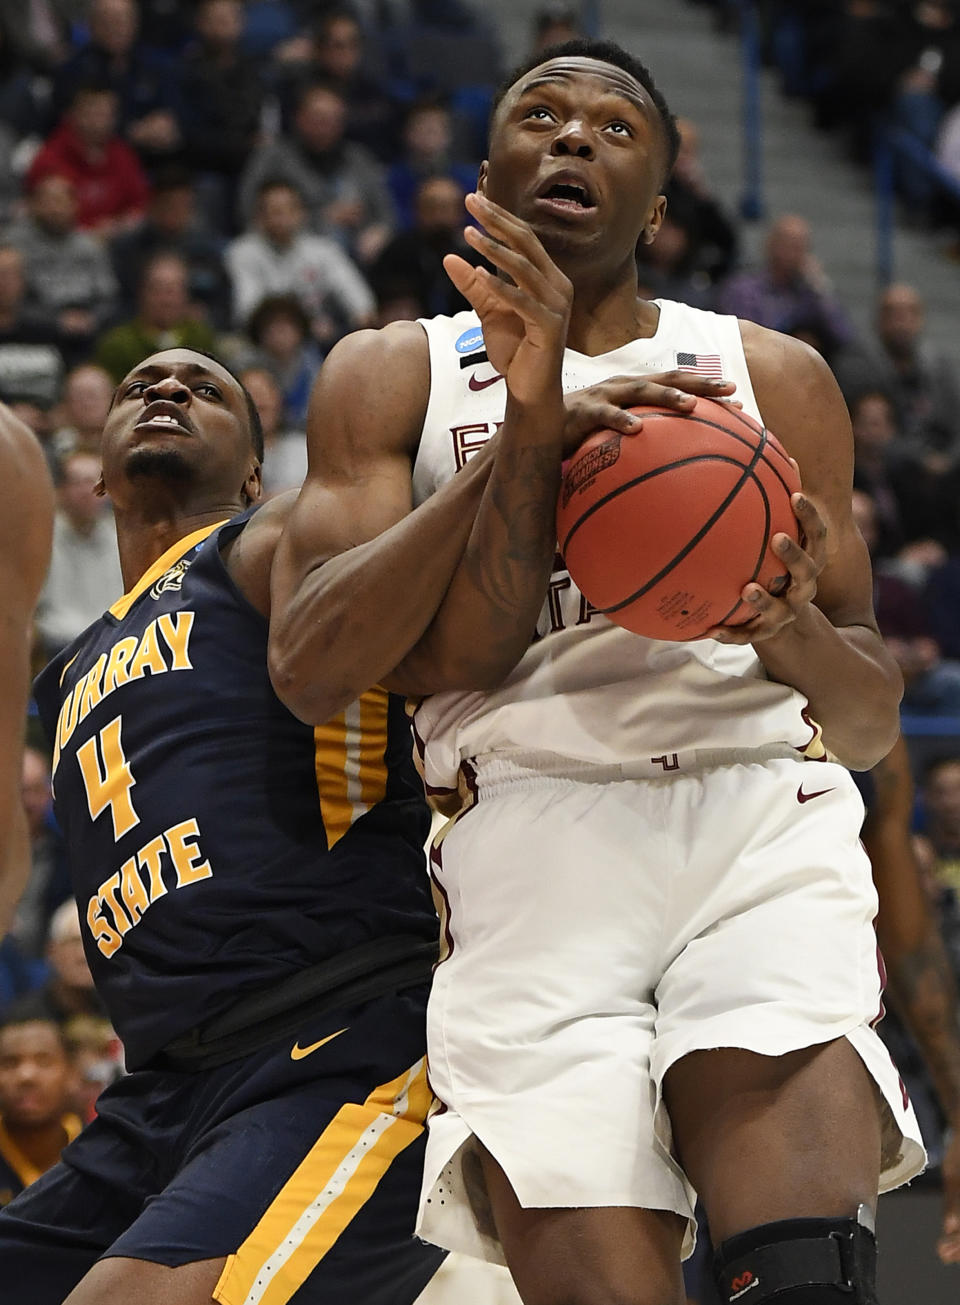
242, 463, 262, 508
477, 161, 489, 196
641, 194, 667, 246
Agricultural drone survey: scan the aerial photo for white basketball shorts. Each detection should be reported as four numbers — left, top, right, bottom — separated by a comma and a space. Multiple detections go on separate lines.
416, 752, 925, 1265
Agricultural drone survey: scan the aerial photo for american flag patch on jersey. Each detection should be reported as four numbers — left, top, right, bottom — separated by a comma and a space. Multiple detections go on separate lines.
675, 351, 724, 379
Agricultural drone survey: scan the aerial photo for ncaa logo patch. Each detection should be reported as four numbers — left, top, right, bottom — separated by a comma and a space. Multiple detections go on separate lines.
455, 327, 484, 355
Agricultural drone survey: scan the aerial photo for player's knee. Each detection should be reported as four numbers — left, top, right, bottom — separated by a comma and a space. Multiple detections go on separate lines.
712, 1212, 877, 1304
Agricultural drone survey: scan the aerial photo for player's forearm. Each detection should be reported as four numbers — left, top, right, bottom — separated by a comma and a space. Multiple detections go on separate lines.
884, 923, 960, 1126
387, 396, 565, 695
753, 607, 902, 769
269, 447, 495, 724
0, 807, 30, 938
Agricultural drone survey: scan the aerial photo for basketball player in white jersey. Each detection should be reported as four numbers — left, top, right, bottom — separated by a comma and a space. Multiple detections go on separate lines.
0, 404, 52, 932
270, 38, 925, 1305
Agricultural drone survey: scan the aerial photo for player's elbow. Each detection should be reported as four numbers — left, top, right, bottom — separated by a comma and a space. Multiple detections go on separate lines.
831, 710, 902, 774
267, 635, 350, 727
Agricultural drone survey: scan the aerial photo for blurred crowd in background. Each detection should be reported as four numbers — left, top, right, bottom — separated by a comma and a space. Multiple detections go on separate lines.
3, 1, 960, 1283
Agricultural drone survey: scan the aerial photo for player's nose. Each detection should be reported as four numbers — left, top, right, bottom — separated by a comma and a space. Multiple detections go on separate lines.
144, 376, 191, 405
552, 119, 594, 160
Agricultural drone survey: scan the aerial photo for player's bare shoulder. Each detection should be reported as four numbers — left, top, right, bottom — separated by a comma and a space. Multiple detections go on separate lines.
0, 404, 53, 605
306, 319, 431, 468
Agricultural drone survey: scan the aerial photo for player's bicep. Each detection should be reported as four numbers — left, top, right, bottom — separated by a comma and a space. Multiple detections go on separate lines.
271, 322, 428, 605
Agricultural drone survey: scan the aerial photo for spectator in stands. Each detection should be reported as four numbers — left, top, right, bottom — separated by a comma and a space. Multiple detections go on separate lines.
0, 1016, 80, 1209
64, 1015, 123, 1123
530, 4, 583, 53
0, 1, 73, 75
662, 117, 738, 288
239, 80, 395, 264
878, 582, 960, 716
850, 389, 910, 559
371, 175, 474, 319
226, 179, 374, 342
9, 748, 68, 963
240, 365, 307, 496
835, 283, 960, 463
49, 363, 114, 459
387, 98, 478, 231
7, 903, 105, 1028
920, 755, 960, 896
716, 213, 856, 345
245, 292, 321, 427
52, 0, 181, 162
178, 0, 265, 233
636, 214, 713, 309
277, 7, 400, 162
35, 448, 123, 656
109, 166, 229, 327
27, 84, 150, 237
5, 175, 118, 361
95, 252, 216, 383
0, 12, 55, 142
0, 245, 65, 412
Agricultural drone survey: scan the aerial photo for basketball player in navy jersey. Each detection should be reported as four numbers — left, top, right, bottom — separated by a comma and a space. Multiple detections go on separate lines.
268, 37, 926, 1305
0, 405, 52, 932
0, 347, 462, 1305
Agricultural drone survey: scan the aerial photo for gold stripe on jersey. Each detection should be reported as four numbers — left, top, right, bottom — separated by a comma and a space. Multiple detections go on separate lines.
108, 520, 227, 622
213, 1058, 431, 1305
313, 687, 389, 849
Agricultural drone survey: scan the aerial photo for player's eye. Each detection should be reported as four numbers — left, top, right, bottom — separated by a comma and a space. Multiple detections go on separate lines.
124, 381, 147, 397
196, 383, 222, 399
524, 106, 555, 122
606, 120, 632, 137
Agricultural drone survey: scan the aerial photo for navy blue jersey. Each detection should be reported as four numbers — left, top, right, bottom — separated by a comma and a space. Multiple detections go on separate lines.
33, 512, 436, 1070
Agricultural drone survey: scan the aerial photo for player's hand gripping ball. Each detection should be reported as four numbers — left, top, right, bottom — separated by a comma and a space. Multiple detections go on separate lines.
556, 397, 802, 641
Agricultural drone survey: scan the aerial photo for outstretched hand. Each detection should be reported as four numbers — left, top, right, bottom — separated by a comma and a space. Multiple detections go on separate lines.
444, 192, 572, 409
560, 372, 740, 459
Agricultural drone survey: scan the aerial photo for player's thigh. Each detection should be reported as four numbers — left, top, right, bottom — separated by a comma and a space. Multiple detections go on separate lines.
63, 1255, 226, 1305
478, 1145, 687, 1305
663, 1039, 882, 1246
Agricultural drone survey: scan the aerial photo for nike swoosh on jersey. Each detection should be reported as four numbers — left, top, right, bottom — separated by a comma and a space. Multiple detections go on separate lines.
290, 1026, 348, 1060
468, 371, 504, 391
796, 785, 836, 804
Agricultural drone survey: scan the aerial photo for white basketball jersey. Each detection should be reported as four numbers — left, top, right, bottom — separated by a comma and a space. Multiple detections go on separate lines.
411, 300, 821, 800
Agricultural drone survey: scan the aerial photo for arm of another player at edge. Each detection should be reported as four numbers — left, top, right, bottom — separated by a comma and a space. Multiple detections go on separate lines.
743, 324, 902, 770
864, 736, 960, 1260
268, 323, 498, 724
0, 408, 53, 934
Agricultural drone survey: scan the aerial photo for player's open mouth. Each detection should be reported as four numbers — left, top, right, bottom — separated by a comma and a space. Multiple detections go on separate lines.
134, 402, 195, 435
534, 176, 598, 219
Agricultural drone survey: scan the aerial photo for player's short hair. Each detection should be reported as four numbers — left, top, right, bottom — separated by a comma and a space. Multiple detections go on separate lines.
493, 38, 680, 179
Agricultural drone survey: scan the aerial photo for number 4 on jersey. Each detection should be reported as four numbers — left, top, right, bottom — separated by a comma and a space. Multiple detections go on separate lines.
76, 715, 139, 841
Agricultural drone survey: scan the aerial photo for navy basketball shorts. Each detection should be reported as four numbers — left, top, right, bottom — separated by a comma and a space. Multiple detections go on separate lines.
0, 985, 444, 1305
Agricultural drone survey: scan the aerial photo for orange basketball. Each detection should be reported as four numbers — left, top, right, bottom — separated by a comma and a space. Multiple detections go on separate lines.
556, 397, 802, 642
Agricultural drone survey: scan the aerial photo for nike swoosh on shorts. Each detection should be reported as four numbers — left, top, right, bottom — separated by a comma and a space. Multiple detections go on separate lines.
468, 372, 504, 391
290, 1027, 348, 1060
796, 785, 836, 804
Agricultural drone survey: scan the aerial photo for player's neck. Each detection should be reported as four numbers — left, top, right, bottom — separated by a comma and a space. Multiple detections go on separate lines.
113, 501, 241, 591
565, 271, 659, 357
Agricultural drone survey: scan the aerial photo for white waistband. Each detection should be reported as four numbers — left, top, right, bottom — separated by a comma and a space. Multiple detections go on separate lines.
469, 744, 804, 786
